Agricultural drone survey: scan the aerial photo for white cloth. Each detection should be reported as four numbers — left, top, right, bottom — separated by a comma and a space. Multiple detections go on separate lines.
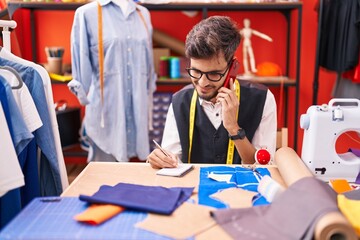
0, 104, 25, 197
161, 89, 277, 163
0, 48, 69, 191
0, 69, 43, 133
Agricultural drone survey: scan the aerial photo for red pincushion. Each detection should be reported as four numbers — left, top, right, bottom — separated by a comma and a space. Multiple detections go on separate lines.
255, 148, 271, 165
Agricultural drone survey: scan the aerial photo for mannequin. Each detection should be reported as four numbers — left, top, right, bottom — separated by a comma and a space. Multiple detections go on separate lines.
240, 18, 273, 75
69, 0, 156, 162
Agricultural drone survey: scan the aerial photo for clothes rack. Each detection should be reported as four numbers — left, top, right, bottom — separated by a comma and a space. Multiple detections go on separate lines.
0, 19, 17, 51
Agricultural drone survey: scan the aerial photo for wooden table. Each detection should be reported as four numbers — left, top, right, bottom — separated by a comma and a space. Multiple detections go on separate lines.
60, 162, 284, 239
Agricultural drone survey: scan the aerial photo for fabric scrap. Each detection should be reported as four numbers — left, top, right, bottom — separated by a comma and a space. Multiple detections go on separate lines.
74, 204, 124, 225
136, 202, 216, 239
210, 187, 257, 208
329, 179, 353, 194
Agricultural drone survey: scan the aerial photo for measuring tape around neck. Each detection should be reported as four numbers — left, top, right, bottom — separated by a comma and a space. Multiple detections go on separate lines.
188, 81, 240, 164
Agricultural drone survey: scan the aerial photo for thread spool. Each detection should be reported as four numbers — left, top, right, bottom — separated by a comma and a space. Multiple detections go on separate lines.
159, 56, 169, 79
170, 57, 180, 79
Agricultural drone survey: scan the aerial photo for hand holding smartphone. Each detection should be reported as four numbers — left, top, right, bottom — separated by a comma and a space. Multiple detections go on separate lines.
223, 58, 240, 88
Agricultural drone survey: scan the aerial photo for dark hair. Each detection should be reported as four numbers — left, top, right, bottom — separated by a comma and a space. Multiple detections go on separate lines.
185, 16, 241, 63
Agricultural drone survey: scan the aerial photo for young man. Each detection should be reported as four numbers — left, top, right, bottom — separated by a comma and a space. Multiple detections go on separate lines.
147, 16, 277, 168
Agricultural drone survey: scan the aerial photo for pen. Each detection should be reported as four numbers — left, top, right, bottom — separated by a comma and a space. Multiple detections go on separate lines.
152, 140, 171, 158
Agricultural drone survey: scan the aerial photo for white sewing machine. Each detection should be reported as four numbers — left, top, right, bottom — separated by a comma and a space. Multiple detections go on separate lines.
300, 98, 360, 182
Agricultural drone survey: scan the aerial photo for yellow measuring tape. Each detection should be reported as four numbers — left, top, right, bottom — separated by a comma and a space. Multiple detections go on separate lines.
188, 81, 240, 164
97, 2, 105, 127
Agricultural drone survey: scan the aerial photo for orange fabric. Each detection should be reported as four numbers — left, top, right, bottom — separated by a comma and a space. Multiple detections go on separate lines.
329, 179, 352, 194
74, 204, 124, 225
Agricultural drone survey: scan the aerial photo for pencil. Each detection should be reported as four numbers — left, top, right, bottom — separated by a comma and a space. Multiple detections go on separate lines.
152, 140, 171, 157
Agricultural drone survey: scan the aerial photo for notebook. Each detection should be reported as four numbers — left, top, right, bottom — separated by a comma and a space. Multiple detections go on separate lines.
156, 164, 193, 177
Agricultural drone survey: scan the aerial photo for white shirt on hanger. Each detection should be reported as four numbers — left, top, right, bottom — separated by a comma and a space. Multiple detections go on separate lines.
0, 104, 25, 197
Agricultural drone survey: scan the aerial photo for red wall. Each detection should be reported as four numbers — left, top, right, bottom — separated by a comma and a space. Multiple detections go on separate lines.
10, 1, 341, 154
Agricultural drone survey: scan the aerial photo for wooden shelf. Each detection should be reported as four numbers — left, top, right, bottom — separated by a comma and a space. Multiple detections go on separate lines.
237, 76, 296, 86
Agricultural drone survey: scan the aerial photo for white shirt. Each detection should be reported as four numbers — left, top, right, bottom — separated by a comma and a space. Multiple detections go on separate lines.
161, 89, 277, 164
0, 104, 25, 197
0, 69, 43, 133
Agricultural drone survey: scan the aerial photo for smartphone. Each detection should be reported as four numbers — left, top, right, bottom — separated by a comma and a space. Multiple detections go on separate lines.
223, 58, 240, 88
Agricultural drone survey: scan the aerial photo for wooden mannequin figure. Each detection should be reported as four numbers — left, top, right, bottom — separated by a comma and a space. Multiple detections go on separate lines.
240, 18, 273, 75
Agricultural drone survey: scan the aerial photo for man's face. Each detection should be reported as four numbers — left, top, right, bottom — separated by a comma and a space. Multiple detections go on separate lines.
188, 56, 229, 102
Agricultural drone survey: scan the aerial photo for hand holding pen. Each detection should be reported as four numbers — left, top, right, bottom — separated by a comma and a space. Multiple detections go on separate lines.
147, 140, 178, 169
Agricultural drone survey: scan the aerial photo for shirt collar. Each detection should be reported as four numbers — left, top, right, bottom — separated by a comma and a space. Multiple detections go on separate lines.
97, 0, 137, 12
199, 97, 220, 107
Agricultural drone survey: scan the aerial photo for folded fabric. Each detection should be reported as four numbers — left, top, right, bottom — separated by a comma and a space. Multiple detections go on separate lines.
211, 177, 338, 240
74, 204, 124, 225
79, 183, 194, 215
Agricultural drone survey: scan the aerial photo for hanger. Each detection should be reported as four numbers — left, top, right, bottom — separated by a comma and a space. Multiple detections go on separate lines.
0, 65, 24, 89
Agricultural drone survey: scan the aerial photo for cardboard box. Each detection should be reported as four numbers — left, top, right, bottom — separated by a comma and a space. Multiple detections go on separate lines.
153, 48, 170, 76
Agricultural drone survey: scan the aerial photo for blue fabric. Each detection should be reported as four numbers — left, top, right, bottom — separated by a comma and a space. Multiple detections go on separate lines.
0, 79, 14, 140
198, 166, 270, 209
0, 57, 62, 196
0, 76, 33, 155
70, 0, 156, 161
18, 138, 40, 207
0, 189, 21, 230
79, 183, 194, 215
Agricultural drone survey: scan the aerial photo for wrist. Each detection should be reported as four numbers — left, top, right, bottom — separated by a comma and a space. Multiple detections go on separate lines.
227, 125, 241, 136
228, 128, 246, 140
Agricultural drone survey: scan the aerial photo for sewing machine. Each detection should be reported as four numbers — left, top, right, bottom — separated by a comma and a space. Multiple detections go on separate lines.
300, 98, 360, 182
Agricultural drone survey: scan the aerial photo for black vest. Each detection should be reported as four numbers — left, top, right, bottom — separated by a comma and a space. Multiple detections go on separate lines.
172, 80, 267, 164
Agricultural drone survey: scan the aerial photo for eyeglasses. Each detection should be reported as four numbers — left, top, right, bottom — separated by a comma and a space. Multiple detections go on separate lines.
186, 64, 230, 82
